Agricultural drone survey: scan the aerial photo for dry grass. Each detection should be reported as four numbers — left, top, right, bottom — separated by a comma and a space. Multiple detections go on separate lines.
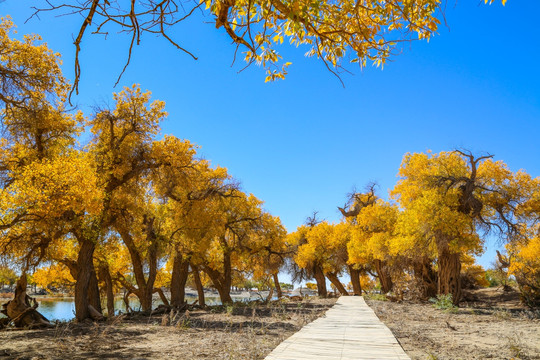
367, 288, 540, 360
0, 297, 336, 360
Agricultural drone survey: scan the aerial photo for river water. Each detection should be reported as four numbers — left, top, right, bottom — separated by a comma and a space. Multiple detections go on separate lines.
1, 294, 232, 321
1, 292, 267, 321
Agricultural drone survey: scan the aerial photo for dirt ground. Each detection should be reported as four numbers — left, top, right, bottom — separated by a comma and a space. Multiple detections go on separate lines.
2, 289, 539, 360
367, 287, 540, 360
0, 298, 336, 360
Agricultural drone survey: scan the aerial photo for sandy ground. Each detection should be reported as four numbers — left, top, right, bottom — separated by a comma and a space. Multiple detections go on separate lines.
367, 287, 540, 360
0, 298, 336, 360
2, 289, 539, 360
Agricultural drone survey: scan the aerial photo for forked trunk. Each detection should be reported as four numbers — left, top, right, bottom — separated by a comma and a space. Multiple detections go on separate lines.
117, 219, 159, 313
273, 273, 283, 298
214, 281, 233, 304
170, 253, 190, 307
348, 266, 362, 296
438, 246, 462, 305
313, 265, 327, 298
374, 259, 393, 294
326, 272, 349, 296
203, 264, 233, 304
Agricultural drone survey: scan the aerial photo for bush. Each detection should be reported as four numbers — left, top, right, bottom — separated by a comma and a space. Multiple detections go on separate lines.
508, 237, 540, 308
429, 294, 458, 313
363, 292, 387, 301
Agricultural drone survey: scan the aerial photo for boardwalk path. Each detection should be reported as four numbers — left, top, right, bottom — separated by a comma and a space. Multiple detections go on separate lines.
265, 296, 410, 360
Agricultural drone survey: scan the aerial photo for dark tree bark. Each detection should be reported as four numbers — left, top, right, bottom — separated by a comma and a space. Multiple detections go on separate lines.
75, 239, 103, 321
192, 265, 206, 307
413, 257, 438, 299
116, 217, 159, 313
1, 274, 52, 328
88, 266, 102, 314
203, 251, 233, 304
312, 265, 327, 297
437, 244, 462, 305
170, 253, 190, 307
153, 287, 170, 307
273, 272, 283, 298
98, 264, 115, 317
326, 272, 349, 296
348, 265, 362, 296
374, 259, 393, 294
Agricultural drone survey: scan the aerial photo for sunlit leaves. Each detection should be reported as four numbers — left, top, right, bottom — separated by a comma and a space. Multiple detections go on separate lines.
0, 17, 68, 107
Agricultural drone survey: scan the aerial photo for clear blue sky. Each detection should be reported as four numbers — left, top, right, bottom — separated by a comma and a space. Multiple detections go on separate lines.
2, 1, 539, 271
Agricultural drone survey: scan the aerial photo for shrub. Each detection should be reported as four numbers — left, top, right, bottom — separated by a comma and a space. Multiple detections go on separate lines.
429, 294, 458, 313
508, 237, 540, 308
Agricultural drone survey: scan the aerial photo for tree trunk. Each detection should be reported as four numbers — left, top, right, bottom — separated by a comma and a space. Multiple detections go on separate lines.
215, 281, 233, 304
273, 273, 282, 298
312, 265, 327, 298
88, 266, 102, 314
265, 286, 274, 303
374, 259, 393, 294
204, 266, 233, 304
348, 266, 362, 296
123, 290, 133, 312
438, 247, 462, 305
170, 253, 190, 307
98, 265, 115, 317
1, 274, 52, 328
75, 239, 103, 321
192, 265, 206, 307
116, 219, 159, 313
326, 272, 349, 296
413, 257, 438, 299
153, 287, 170, 307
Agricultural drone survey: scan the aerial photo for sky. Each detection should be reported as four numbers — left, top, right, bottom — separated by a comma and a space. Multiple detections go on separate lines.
2, 1, 540, 273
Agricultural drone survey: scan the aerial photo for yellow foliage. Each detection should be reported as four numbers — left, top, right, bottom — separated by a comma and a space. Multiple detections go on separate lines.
32, 264, 74, 291
508, 236, 540, 307
360, 274, 376, 291
348, 200, 397, 265
294, 221, 350, 274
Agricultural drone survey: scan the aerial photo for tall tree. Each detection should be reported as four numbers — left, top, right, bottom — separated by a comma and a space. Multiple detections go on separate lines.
392, 150, 534, 304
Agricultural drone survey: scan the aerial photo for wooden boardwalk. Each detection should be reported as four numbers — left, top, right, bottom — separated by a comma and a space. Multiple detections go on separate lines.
265, 296, 410, 360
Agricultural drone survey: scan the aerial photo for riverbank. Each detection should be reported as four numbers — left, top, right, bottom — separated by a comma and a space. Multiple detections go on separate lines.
0, 297, 337, 359
0, 288, 290, 322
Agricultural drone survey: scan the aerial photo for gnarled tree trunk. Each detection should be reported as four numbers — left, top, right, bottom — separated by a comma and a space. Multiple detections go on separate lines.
374, 259, 393, 294
348, 265, 362, 296
326, 272, 349, 296
1, 274, 53, 328
438, 245, 462, 305
413, 257, 438, 299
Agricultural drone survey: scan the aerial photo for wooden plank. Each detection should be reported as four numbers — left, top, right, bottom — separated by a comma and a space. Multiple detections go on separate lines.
265, 296, 410, 360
